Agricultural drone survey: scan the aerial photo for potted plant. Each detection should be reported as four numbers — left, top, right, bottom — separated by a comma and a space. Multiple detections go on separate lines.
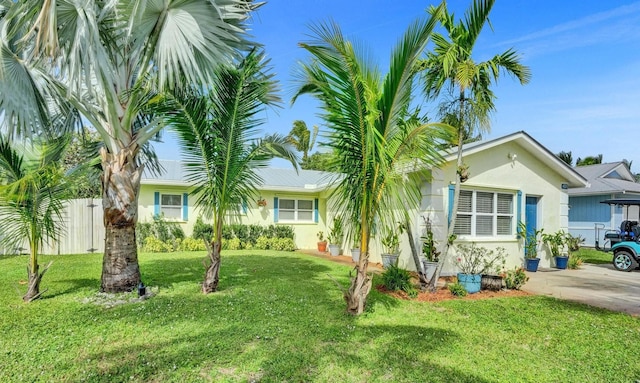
380, 231, 400, 269
327, 215, 343, 257
454, 243, 506, 293
351, 235, 361, 263
316, 231, 327, 252
454, 243, 484, 294
420, 222, 440, 283
518, 221, 543, 272
257, 196, 267, 212
480, 248, 507, 291
542, 230, 569, 269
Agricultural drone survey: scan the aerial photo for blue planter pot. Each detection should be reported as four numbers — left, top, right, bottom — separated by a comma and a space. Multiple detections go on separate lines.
555, 256, 569, 269
457, 273, 481, 294
525, 257, 540, 272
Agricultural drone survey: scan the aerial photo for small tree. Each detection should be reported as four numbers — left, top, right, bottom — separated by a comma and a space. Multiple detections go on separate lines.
294, 9, 450, 314
164, 49, 298, 293
0, 135, 77, 301
287, 120, 318, 162
420, 0, 530, 290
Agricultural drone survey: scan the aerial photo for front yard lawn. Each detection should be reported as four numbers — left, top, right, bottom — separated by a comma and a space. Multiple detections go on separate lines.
1, 250, 639, 382
575, 247, 614, 264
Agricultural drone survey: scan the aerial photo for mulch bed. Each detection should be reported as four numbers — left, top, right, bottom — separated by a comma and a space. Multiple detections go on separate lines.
375, 284, 530, 302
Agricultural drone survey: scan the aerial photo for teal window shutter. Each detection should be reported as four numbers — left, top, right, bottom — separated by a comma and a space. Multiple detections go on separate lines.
516, 190, 523, 235
274, 197, 279, 223
447, 184, 455, 227
154, 192, 160, 217
242, 199, 248, 214
314, 198, 319, 223
182, 193, 188, 221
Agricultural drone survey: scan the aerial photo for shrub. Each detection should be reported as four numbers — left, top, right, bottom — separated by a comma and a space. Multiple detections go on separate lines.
448, 282, 467, 297
177, 237, 206, 252
568, 255, 583, 270
225, 237, 242, 250
137, 222, 153, 248
255, 236, 270, 250
137, 214, 185, 248
566, 234, 585, 253
193, 222, 295, 251
504, 267, 529, 290
193, 217, 213, 241
143, 236, 173, 253
381, 265, 417, 298
455, 243, 506, 275
270, 238, 296, 251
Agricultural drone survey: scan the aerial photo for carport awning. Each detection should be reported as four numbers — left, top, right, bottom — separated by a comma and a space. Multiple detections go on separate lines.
601, 199, 640, 206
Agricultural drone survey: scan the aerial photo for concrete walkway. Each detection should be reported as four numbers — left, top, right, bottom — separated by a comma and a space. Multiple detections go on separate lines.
523, 263, 640, 316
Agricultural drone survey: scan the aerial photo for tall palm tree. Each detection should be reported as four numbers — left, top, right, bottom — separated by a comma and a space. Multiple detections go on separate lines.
576, 154, 603, 166
420, 0, 531, 290
293, 7, 450, 315
557, 151, 574, 166
0, 135, 75, 302
287, 120, 318, 162
163, 49, 298, 293
0, 0, 259, 292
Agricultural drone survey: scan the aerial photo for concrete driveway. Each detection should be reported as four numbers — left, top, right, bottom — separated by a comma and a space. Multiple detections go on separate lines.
523, 263, 640, 316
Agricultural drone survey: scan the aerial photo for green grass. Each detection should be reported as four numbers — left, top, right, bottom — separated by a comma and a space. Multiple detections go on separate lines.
1, 250, 640, 382
575, 247, 614, 264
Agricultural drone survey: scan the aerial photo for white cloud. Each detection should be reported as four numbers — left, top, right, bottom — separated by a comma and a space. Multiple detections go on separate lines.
496, 2, 640, 58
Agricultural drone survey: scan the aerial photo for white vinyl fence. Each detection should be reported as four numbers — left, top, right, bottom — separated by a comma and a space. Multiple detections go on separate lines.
5, 198, 105, 255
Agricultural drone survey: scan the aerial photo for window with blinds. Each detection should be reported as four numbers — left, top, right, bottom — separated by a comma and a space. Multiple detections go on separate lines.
161, 194, 182, 219
279, 198, 314, 222
453, 190, 515, 237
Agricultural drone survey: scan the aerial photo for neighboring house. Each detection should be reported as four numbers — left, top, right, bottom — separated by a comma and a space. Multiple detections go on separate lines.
568, 162, 640, 247
138, 162, 339, 250
406, 131, 588, 273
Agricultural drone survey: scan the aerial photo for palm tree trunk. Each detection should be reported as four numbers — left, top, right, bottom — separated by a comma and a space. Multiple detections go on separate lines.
404, 218, 428, 290
428, 90, 466, 291
346, 222, 372, 315
23, 261, 52, 302
202, 216, 223, 293
346, 253, 373, 315
202, 240, 222, 293
100, 147, 142, 293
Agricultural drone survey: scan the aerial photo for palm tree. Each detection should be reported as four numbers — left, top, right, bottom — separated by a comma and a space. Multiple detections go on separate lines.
0, 135, 75, 301
420, 0, 531, 290
0, 0, 259, 292
163, 49, 298, 293
287, 120, 318, 162
293, 8, 450, 315
557, 151, 574, 166
576, 154, 603, 166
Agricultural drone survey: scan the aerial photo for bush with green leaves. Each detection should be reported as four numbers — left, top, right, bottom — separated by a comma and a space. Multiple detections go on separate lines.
504, 267, 529, 290
568, 255, 583, 270
177, 237, 206, 252
381, 265, 417, 298
142, 236, 174, 253
448, 282, 467, 297
194, 219, 295, 250
270, 238, 296, 251
255, 236, 271, 250
137, 214, 185, 248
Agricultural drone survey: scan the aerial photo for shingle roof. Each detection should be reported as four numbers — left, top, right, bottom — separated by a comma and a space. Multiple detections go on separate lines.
142, 160, 339, 192
569, 162, 640, 195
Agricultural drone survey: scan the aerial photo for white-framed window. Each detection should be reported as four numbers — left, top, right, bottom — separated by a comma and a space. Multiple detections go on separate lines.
454, 190, 515, 237
278, 198, 314, 222
161, 194, 182, 219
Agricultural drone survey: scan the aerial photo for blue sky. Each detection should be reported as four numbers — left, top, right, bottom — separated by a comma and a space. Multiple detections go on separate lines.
156, 1, 640, 170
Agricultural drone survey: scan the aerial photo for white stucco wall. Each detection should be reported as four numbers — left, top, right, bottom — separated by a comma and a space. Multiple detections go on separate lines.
138, 185, 329, 250
402, 141, 572, 274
